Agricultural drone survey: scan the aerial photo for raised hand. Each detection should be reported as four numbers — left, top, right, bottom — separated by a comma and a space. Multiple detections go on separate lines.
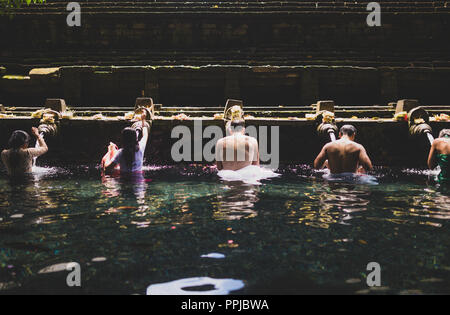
31, 127, 40, 138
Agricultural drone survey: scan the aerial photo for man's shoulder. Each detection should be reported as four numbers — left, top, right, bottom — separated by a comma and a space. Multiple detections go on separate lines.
329, 139, 362, 150
352, 142, 367, 152
245, 135, 258, 143
434, 138, 448, 149
434, 137, 447, 144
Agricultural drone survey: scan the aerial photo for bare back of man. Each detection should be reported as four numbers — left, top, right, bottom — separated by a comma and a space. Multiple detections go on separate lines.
322, 139, 367, 173
216, 134, 259, 171
314, 125, 372, 174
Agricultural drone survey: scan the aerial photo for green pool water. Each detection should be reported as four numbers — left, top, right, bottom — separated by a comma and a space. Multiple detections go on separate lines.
0, 165, 449, 294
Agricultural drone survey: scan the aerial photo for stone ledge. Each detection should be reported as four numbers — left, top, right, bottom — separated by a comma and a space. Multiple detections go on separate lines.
29, 67, 60, 78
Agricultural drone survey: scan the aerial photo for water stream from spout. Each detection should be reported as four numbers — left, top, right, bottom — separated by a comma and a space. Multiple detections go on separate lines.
33, 133, 45, 167
329, 132, 336, 142
426, 132, 434, 146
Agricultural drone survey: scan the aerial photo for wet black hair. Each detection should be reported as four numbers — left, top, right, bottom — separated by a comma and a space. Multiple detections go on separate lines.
439, 129, 450, 138
7, 130, 31, 169
121, 127, 139, 169
230, 119, 245, 132
8, 130, 30, 150
340, 125, 357, 137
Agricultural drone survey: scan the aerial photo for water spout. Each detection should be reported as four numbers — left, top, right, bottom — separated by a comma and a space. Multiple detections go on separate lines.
38, 124, 57, 137
317, 122, 338, 142
425, 131, 434, 146
329, 132, 336, 142
33, 133, 45, 166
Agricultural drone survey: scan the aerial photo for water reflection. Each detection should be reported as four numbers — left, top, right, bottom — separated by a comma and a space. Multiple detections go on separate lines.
101, 173, 148, 205
411, 188, 450, 222
1, 165, 450, 294
213, 182, 259, 220
0, 171, 59, 221
285, 181, 371, 229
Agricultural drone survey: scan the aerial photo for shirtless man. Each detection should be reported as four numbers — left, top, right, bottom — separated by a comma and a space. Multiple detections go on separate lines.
215, 119, 259, 171
427, 129, 450, 184
314, 125, 373, 174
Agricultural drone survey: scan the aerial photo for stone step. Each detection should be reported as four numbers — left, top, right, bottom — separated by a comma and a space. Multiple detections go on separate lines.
13, 8, 450, 14
2, 1, 449, 72
13, 7, 450, 15
11, 1, 450, 14
18, 2, 450, 8
39, 0, 449, 4
3, 49, 450, 73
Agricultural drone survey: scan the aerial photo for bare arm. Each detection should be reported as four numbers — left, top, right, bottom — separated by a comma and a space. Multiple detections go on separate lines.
428, 140, 438, 169
252, 139, 260, 166
28, 129, 48, 158
215, 139, 224, 170
314, 145, 328, 169
358, 146, 373, 171
139, 125, 149, 152
103, 150, 120, 173
137, 113, 149, 152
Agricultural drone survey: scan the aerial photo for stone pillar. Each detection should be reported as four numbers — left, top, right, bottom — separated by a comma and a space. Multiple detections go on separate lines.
45, 98, 67, 112
301, 68, 319, 106
316, 100, 335, 113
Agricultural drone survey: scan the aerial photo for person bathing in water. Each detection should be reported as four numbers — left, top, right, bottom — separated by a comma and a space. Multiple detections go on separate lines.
215, 119, 259, 171
1, 127, 48, 177
314, 125, 373, 175
428, 129, 450, 184
102, 113, 149, 174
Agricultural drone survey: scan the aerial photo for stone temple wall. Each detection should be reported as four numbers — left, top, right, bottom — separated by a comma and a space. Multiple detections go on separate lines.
1, 2, 450, 107
1, 2, 450, 166
1, 116, 449, 166
1, 7, 449, 70
1, 66, 450, 107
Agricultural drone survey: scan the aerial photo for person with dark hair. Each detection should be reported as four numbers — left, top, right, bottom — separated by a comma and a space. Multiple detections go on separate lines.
1, 127, 48, 177
215, 119, 259, 171
314, 124, 372, 174
428, 129, 450, 184
103, 113, 149, 174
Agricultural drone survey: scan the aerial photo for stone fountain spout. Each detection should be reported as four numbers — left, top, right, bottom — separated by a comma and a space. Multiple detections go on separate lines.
38, 109, 61, 137
407, 106, 435, 145
315, 100, 337, 142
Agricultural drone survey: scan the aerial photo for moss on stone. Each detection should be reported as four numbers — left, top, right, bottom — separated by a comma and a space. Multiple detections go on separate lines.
2, 75, 30, 80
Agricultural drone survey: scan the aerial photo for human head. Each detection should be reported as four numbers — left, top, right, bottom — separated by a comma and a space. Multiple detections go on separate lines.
8, 130, 30, 150
226, 119, 245, 135
439, 129, 450, 139
122, 127, 138, 148
339, 124, 357, 140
